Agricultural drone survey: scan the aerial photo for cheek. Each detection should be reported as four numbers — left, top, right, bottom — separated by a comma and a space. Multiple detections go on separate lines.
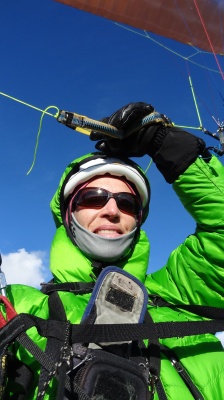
73, 209, 88, 228
73, 208, 97, 229
125, 215, 138, 231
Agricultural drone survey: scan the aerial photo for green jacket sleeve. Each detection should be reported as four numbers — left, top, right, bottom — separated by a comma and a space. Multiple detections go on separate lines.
146, 155, 224, 307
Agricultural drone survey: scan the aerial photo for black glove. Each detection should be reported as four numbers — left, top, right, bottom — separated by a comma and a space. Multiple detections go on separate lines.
90, 102, 207, 183
100, 102, 155, 132
90, 102, 169, 156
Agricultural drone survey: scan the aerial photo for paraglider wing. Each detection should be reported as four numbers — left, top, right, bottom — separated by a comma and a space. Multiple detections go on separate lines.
55, 0, 224, 55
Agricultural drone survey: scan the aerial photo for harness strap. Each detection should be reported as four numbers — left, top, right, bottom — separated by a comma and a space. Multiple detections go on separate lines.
37, 291, 67, 400
40, 281, 95, 295
17, 330, 91, 400
70, 320, 224, 342
160, 345, 204, 400
148, 294, 224, 319
1, 313, 224, 347
17, 332, 67, 384
144, 312, 167, 400
0, 296, 91, 400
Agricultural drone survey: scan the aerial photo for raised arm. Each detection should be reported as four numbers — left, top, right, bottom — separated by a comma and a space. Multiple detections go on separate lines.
91, 102, 224, 305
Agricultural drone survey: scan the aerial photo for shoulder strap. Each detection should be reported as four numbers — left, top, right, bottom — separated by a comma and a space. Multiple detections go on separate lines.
37, 291, 67, 399
40, 280, 95, 295
144, 311, 167, 400
148, 294, 224, 319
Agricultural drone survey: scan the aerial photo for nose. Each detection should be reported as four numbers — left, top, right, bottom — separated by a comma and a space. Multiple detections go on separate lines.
100, 197, 120, 217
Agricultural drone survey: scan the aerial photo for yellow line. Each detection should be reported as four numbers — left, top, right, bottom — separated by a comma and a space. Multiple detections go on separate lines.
0, 92, 57, 117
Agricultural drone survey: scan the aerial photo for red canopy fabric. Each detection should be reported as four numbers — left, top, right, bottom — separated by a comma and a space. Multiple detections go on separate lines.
55, 0, 224, 55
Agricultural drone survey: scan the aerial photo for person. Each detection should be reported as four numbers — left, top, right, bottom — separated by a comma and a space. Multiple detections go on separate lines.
0, 102, 224, 400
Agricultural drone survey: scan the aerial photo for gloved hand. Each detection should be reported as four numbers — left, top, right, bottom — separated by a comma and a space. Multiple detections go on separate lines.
90, 102, 169, 157
90, 102, 207, 183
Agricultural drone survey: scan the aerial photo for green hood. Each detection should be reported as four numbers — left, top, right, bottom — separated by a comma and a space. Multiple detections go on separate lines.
50, 152, 150, 284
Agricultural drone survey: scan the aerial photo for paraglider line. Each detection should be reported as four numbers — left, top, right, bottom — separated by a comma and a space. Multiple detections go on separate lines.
116, 25, 221, 74
0, 91, 58, 117
185, 62, 203, 128
172, 0, 198, 52
218, 6, 224, 55
26, 105, 60, 175
193, 0, 224, 80
218, 90, 224, 107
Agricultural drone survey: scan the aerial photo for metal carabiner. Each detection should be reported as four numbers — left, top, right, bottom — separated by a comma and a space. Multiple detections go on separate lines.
0, 255, 7, 297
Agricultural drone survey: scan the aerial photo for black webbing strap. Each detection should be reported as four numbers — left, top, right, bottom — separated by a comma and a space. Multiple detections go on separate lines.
0, 314, 69, 349
37, 292, 67, 400
16, 331, 91, 400
1, 314, 224, 346
144, 312, 168, 400
0, 299, 91, 400
148, 294, 224, 319
71, 320, 224, 342
17, 332, 69, 386
46, 292, 89, 400
40, 281, 95, 295
1, 310, 223, 400
160, 345, 204, 400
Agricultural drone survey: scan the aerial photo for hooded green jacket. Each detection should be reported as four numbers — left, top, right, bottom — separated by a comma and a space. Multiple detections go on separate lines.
2, 154, 224, 399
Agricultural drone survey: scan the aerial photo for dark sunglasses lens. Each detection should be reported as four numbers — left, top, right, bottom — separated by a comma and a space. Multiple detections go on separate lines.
76, 189, 107, 207
117, 193, 140, 215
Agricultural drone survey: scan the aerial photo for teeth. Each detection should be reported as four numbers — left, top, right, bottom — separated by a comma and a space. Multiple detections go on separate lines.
97, 230, 116, 233
96, 229, 121, 237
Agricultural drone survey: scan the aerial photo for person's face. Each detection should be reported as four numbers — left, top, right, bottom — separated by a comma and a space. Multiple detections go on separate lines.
73, 176, 138, 238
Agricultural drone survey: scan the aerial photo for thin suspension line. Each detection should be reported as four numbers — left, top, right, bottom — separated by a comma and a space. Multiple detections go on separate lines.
193, 0, 224, 80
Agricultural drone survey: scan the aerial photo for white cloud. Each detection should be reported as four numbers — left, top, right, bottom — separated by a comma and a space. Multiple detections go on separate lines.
1, 249, 49, 288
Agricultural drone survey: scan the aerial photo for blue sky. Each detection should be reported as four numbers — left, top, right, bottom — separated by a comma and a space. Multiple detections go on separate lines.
0, 0, 224, 287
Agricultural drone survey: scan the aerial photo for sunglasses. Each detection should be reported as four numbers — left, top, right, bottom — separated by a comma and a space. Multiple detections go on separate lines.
73, 187, 142, 216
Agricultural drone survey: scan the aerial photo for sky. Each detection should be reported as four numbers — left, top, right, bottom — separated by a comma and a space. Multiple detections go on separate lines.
0, 0, 224, 294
